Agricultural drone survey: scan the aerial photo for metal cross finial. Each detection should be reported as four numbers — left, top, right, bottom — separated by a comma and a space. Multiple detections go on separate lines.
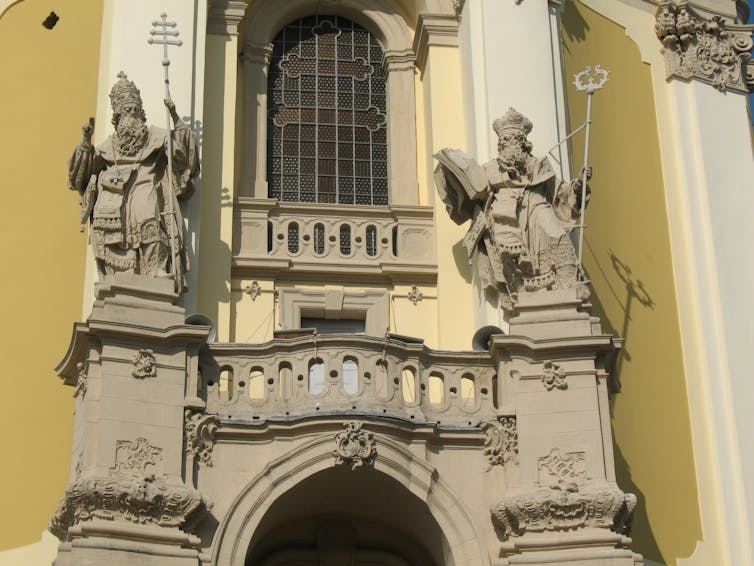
147, 13, 183, 286
573, 65, 609, 94
148, 12, 183, 61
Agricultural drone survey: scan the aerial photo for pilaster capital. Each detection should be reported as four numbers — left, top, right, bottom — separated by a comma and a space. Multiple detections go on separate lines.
412, 13, 460, 71
242, 41, 274, 66
207, 0, 248, 36
655, 0, 754, 93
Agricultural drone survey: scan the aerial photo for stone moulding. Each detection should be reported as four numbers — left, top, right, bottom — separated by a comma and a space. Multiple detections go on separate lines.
490, 483, 636, 539
655, 1, 754, 93
49, 474, 208, 541
481, 416, 518, 467
333, 421, 377, 469
185, 410, 220, 467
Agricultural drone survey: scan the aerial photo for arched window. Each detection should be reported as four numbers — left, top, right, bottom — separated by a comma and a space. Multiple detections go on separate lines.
267, 15, 388, 206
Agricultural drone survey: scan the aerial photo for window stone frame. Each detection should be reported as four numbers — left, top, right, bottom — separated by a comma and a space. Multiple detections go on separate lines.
238, 0, 418, 205
279, 287, 390, 337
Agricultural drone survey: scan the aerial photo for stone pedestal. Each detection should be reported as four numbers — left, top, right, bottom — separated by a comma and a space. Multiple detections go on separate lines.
52, 275, 211, 566
489, 289, 640, 565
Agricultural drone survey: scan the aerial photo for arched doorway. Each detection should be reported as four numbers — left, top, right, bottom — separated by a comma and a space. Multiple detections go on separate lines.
245, 466, 446, 565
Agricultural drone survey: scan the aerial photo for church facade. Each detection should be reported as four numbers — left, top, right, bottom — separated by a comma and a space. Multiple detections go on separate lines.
1, 0, 753, 565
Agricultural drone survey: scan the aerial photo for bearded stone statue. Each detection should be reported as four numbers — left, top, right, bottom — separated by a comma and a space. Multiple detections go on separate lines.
434, 108, 590, 310
68, 72, 199, 292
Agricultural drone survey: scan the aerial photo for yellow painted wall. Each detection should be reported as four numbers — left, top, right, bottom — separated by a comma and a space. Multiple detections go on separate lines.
562, 2, 702, 563
0, 0, 103, 550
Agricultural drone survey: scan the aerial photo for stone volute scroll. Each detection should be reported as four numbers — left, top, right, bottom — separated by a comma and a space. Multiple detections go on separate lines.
434, 108, 591, 312
67, 72, 199, 293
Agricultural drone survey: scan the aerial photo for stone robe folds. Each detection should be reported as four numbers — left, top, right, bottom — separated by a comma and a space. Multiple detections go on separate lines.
435, 150, 587, 307
69, 123, 198, 291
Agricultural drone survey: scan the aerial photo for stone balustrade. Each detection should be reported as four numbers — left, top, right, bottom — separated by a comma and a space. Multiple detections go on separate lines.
232, 198, 437, 281
195, 334, 496, 425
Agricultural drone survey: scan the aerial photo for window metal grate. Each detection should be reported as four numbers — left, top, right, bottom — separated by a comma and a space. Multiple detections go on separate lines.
339, 224, 352, 255
365, 225, 377, 256
267, 15, 388, 205
288, 222, 300, 253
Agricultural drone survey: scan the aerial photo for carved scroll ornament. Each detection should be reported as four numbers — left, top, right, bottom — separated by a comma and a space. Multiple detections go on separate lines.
481, 417, 518, 467
185, 411, 220, 467
333, 421, 376, 470
655, 1, 754, 93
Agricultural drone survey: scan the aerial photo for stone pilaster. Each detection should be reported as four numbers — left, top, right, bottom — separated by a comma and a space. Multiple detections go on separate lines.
52, 275, 211, 566
488, 290, 640, 565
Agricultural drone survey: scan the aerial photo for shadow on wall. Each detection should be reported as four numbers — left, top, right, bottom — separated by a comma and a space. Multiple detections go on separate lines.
583, 240, 664, 564
561, 0, 590, 54
586, 240, 654, 386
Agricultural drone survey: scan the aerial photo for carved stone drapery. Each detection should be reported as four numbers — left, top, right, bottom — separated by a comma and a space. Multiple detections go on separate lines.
333, 422, 377, 470
655, 1, 754, 93
491, 483, 636, 538
49, 474, 207, 540
50, 438, 207, 541
482, 417, 518, 467
132, 349, 158, 379
185, 411, 220, 467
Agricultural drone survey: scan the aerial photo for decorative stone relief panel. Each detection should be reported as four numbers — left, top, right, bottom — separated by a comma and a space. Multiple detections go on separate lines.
110, 438, 163, 477
185, 411, 220, 467
482, 417, 518, 467
538, 448, 590, 485
655, 1, 754, 93
132, 349, 158, 379
333, 422, 376, 469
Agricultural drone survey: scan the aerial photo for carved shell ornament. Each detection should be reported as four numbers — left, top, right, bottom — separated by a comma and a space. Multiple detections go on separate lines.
333, 421, 377, 469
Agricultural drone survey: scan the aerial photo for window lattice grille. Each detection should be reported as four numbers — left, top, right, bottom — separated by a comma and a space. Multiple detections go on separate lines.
267, 15, 388, 205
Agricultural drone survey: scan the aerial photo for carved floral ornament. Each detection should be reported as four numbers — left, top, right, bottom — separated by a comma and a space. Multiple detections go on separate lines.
541, 360, 567, 391
655, 1, 754, 93
50, 438, 208, 540
333, 421, 377, 469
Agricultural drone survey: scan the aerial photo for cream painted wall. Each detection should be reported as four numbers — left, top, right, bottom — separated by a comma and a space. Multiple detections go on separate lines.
0, 0, 103, 552
562, 2, 730, 565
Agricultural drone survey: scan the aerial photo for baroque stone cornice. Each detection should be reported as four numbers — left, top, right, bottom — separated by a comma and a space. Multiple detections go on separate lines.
491, 483, 637, 538
655, 1, 754, 93
412, 13, 460, 71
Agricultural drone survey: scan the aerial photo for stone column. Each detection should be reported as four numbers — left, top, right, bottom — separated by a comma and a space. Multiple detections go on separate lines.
51, 275, 211, 566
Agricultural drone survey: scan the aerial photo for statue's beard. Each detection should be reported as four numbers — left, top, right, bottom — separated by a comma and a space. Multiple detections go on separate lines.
497, 145, 529, 178
114, 113, 148, 156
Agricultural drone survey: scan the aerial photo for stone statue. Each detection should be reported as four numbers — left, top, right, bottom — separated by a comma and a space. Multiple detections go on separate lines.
68, 72, 199, 292
434, 108, 590, 310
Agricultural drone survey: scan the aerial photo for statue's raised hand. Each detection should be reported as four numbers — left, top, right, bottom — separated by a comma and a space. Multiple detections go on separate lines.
81, 117, 94, 147
164, 98, 179, 123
